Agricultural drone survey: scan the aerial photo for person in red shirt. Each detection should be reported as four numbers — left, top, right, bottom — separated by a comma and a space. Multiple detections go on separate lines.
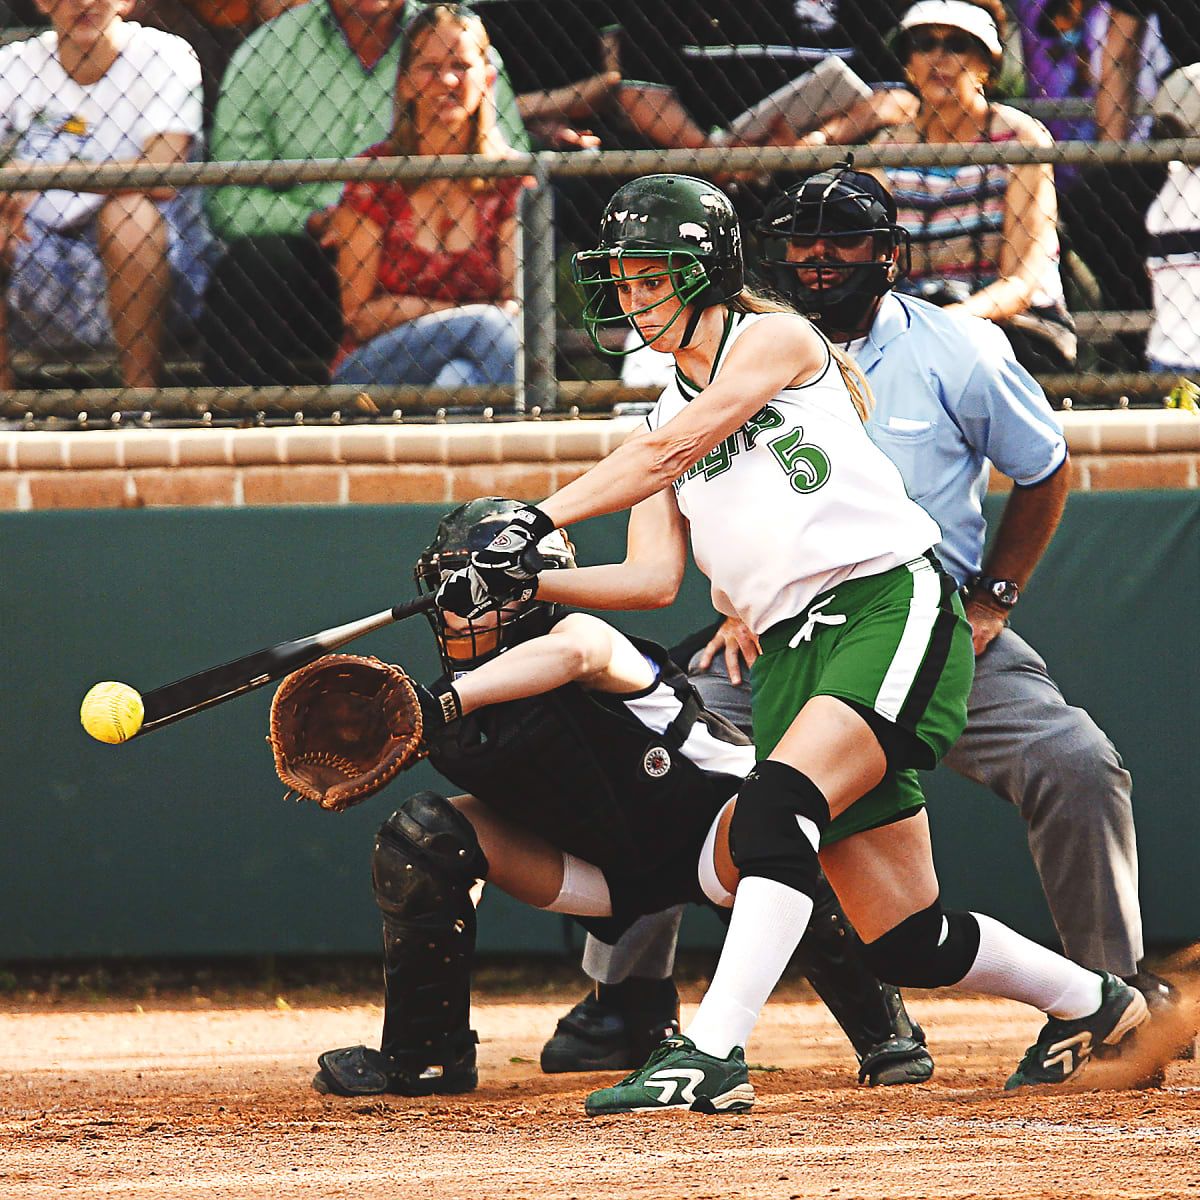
329, 2, 526, 389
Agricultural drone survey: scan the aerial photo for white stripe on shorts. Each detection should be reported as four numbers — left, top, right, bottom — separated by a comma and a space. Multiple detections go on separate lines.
874, 557, 941, 722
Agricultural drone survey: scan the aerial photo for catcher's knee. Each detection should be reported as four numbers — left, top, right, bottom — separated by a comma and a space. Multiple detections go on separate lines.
372, 790, 489, 921
859, 901, 981, 989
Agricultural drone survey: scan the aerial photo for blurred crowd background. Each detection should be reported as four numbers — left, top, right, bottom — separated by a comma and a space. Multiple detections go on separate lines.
1, 0, 1197, 413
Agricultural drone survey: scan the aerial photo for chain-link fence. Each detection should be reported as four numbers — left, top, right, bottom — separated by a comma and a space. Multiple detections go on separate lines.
1, 0, 1198, 422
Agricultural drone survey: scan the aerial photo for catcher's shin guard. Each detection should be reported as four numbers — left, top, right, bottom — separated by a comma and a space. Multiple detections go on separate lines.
795, 874, 934, 1086
372, 791, 488, 1092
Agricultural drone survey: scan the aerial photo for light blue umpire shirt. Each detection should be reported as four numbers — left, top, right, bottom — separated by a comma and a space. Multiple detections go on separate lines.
853, 292, 1069, 589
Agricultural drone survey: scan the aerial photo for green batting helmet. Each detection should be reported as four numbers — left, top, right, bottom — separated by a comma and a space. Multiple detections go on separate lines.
572, 174, 745, 355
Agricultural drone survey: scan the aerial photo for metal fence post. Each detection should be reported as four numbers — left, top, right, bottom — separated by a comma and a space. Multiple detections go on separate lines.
517, 159, 557, 413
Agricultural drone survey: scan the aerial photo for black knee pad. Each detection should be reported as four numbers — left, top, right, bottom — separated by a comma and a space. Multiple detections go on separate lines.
860, 901, 981, 989
372, 791, 489, 1066
728, 761, 830, 896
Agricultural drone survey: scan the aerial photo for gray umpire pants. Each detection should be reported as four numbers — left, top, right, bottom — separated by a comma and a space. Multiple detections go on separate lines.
584, 626, 1143, 984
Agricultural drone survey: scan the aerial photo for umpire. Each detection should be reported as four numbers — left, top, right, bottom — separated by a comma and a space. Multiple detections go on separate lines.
546, 164, 1176, 1072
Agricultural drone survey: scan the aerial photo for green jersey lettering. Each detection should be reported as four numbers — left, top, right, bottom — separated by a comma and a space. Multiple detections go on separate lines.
768, 426, 832, 493
741, 404, 785, 450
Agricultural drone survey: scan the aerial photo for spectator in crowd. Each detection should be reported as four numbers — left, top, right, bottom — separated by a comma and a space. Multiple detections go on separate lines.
1018, 0, 1169, 329
1099, 0, 1200, 142
330, 2, 523, 390
0, 0, 214, 390
1143, 64, 1200, 373
199, 0, 527, 387
127, 0, 302, 128
1045, 0, 1194, 336
870, 0, 1078, 372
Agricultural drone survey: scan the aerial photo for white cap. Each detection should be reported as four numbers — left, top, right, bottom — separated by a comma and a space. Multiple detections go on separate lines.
897, 0, 1003, 63
1153, 64, 1200, 138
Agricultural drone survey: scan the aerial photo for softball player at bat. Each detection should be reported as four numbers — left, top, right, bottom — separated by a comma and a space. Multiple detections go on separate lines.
436, 174, 1149, 1115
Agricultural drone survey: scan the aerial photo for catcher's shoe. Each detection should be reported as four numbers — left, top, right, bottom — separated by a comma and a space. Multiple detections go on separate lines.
858, 1033, 935, 1086
312, 1041, 478, 1097
1125, 969, 1194, 1060
1005, 973, 1149, 1090
541, 985, 681, 1074
584, 1035, 754, 1116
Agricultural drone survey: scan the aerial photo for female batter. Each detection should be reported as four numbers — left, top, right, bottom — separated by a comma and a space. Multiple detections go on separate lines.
435, 174, 1150, 1115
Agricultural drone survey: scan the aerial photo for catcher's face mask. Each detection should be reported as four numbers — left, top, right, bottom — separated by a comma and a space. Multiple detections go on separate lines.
414, 498, 577, 673
440, 601, 528, 664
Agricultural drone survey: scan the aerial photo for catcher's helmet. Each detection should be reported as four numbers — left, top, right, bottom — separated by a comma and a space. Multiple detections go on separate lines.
756, 164, 910, 335
414, 498, 576, 670
572, 173, 745, 355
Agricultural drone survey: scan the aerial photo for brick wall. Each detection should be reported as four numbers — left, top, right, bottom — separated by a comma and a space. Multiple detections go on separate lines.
1, 411, 1197, 511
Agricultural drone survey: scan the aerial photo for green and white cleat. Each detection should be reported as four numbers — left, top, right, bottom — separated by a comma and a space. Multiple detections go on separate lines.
1005, 972, 1150, 1090
584, 1035, 755, 1116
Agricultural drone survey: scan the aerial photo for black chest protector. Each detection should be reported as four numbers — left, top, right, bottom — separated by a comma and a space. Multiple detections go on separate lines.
425, 636, 744, 876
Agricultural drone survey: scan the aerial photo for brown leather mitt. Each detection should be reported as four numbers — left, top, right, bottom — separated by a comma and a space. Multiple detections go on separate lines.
269, 653, 425, 811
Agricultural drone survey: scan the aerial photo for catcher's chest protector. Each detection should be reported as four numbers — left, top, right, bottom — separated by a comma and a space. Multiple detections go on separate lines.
427, 660, 738, 876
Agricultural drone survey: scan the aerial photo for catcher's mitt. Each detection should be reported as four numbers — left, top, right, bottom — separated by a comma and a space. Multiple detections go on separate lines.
269, 653, 426, 811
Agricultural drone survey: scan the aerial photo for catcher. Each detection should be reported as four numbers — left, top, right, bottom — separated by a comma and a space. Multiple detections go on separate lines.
275, 497, 932, 1098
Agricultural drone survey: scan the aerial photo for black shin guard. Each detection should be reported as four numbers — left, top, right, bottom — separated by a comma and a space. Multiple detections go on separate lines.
728, 761, 829, 896
795, 874, 931, 1084
373, 791, 489, 1087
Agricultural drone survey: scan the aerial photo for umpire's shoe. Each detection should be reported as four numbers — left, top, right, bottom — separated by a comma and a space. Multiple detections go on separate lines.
313, 1036, 478, 1097
584, 1035, 754, 1116
1005, 973, 1149, 1090
541, 978, 681, 1073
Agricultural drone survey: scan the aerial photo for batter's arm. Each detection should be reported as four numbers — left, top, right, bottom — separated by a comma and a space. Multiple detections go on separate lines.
540, 316, 823, 528
535, 484, 687, 611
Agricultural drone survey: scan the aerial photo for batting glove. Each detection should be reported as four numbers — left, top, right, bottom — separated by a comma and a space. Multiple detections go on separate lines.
435, 565, 537, 619
471, 504, 555, 593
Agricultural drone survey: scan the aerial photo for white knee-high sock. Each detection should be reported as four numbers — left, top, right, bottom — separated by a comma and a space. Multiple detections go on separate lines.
684, 877, 815, 1058
959, 912, 1103, 1019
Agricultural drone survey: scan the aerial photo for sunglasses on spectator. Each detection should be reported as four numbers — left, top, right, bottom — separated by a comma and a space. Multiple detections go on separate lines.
908, 29, 984, 56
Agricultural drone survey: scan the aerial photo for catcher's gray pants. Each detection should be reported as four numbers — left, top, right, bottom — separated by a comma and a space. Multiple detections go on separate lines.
585, 626, 1142, 984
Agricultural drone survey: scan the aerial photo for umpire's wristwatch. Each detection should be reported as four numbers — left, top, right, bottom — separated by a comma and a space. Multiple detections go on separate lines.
968, 575, 1021, 610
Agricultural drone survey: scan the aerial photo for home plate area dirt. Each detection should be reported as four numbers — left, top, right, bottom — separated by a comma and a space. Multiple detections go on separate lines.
3, 982, 1200, 1200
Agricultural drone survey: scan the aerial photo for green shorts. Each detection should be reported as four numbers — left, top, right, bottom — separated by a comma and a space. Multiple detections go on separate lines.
750, 555, 973, 845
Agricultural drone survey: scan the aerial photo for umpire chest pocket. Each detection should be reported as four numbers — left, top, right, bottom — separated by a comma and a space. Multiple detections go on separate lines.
869, 421, 939, 503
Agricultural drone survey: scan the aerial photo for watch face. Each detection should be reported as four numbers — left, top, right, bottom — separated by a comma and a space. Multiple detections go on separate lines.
988, 579, 1019, 606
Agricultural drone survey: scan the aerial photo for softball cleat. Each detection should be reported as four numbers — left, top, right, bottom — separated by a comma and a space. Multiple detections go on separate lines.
1004, 973, 1150, 1090
584, 1035, 755, 1116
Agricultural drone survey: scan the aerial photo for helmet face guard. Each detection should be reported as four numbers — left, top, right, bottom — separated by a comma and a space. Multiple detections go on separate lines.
572, 247, 712, 355
414, 498, 576, 673
572, 174, 745, 357
757, 167, 911, 335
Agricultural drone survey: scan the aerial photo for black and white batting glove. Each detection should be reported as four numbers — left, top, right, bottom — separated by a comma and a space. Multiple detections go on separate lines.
415, 680, 463, 731
434, 565, 496, 619
470, 504, 555, 593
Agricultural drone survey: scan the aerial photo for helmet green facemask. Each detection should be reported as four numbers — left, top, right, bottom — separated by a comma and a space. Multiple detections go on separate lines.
571, 174, 745, 356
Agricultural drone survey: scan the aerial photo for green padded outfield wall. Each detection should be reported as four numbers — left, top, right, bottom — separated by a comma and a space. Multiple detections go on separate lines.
2, 491, 1197, 960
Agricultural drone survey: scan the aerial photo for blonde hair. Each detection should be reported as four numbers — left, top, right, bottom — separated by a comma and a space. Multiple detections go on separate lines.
729, 288, 875, 423
383, 3, 503, 181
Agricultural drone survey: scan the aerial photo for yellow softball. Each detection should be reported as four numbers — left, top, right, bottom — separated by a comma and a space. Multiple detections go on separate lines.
80, 681, 145, 744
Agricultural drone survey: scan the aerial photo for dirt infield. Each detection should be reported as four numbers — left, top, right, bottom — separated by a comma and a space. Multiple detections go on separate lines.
4, 976, 1200, 1200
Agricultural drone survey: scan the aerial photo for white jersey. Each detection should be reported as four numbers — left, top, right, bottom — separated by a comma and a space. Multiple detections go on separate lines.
0, 23, 202, 232
647, 311, 942, 635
